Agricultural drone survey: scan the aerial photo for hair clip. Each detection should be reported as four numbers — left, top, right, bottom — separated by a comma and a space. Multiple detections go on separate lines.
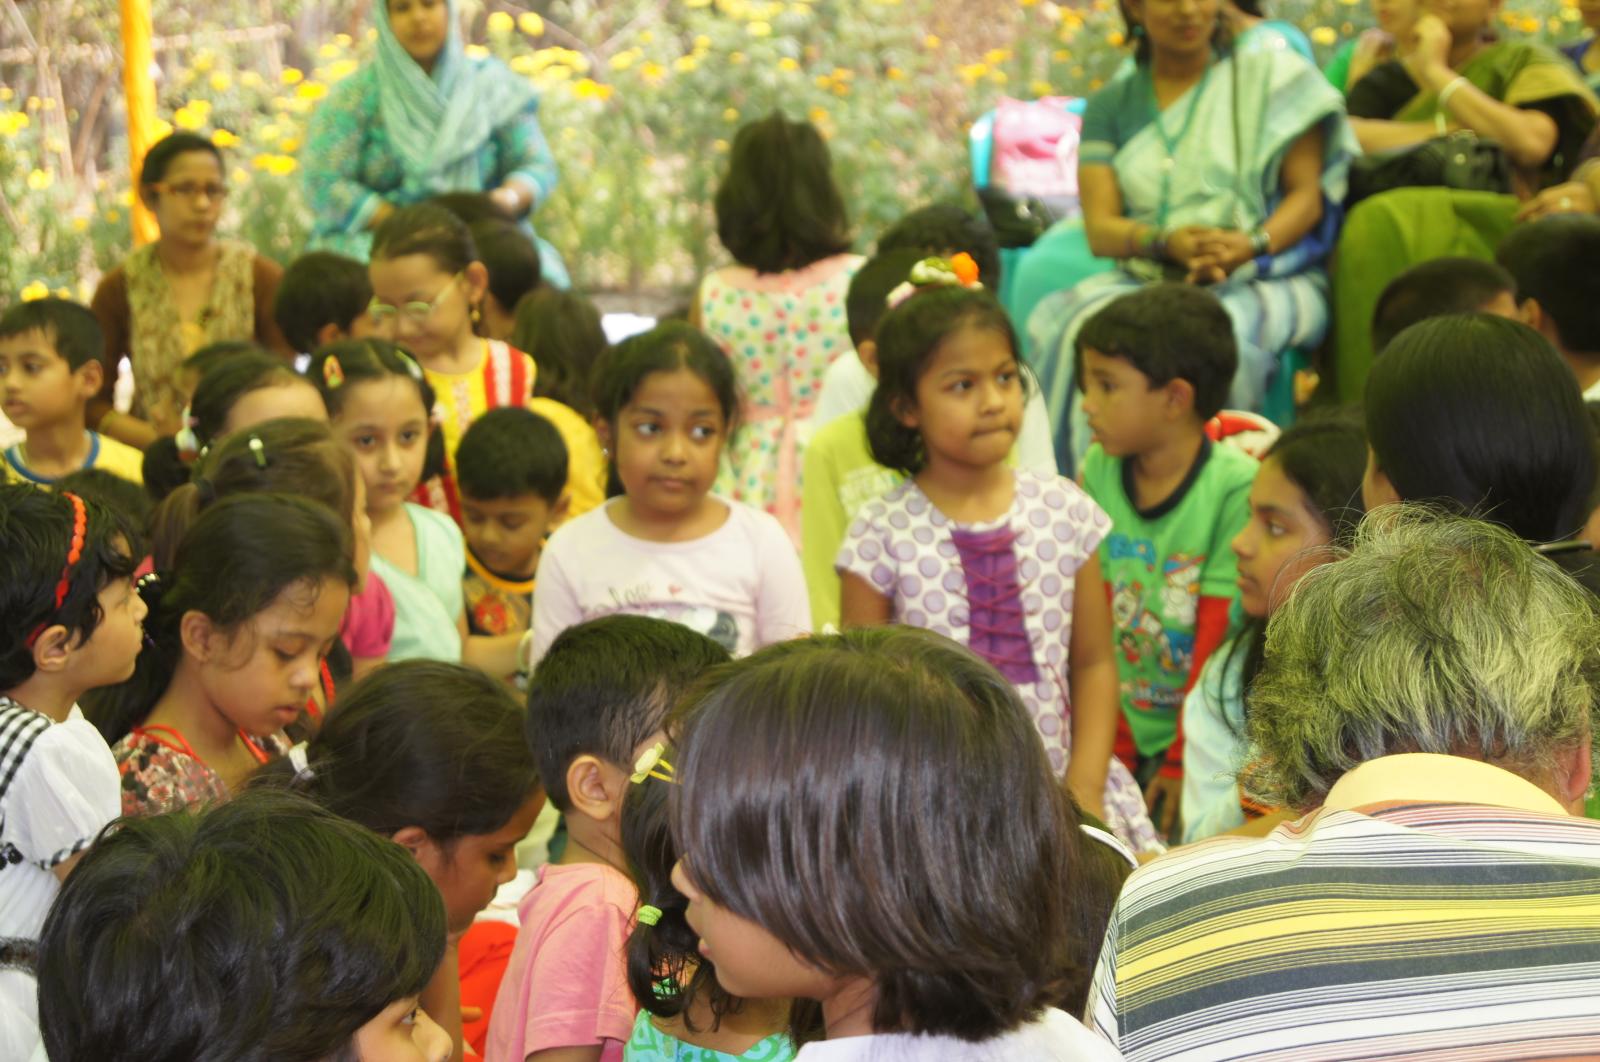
636, 905, 663, 927
175, 407, 200, 456
136, 570, 161, 596
322, 354, 346, 390
25, 491, 88, 648
396, 348, 425, 382
885, 252, 985, 310
248, 434, 268, 470
288, 742, 315, 784
630, 742, 676, 785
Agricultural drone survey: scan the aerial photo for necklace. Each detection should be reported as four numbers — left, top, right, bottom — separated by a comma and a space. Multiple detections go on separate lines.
1143, 63, 1213, 226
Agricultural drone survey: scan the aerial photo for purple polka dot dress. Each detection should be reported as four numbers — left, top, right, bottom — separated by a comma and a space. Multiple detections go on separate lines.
837, 470, 1161, 856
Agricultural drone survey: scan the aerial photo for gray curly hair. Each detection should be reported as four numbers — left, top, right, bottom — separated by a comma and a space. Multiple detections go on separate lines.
1244, 506, 1600, 809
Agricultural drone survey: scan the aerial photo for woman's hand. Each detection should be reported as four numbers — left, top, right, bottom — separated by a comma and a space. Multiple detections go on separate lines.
1186, 229, 1255, 284
489, 183, 532, 219
1517, 180, 1598, 221
1347, 28, 1394, 89
1403, 13, 1454, 82
1164, 226, 1214, 270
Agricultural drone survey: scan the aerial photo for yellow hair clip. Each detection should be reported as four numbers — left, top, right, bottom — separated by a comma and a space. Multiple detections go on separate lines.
630, 742, 676, 785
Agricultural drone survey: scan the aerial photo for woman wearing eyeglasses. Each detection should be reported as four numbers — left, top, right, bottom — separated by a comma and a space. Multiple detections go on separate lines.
89, 133, 294, 449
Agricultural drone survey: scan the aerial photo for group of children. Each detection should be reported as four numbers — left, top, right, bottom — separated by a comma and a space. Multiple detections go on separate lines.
5, 121, 1600, 1060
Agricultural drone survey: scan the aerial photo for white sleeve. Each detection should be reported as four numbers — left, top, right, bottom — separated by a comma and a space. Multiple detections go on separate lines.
811, 352, 875, 431
3, 719, 119, 869
752, 510, 812, 646
1087, 911, 1124, 1047
1016, 365, 1059, 477
528, 531, 585, 667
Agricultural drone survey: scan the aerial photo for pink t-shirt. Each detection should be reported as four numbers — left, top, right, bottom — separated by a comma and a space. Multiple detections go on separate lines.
340, 570, 396, 660
484, 862, 638, 1062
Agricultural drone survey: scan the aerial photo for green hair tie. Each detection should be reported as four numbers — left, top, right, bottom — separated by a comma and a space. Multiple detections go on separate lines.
636, 905, 663, 927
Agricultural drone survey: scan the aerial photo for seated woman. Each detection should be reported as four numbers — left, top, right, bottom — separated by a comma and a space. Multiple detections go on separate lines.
1323, 0, 1420, 94
1027, 0, 1356, 472
299, 0, 566, 286
90, 133, 292, 449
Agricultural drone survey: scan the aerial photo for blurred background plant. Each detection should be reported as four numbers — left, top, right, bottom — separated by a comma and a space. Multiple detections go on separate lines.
1, 0, 1588, 305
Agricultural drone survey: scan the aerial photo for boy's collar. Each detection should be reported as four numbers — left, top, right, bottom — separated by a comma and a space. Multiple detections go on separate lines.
1120, 436, 1212, 521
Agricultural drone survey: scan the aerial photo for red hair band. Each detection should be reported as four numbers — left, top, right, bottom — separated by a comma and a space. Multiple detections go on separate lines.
25, 491, 88, 648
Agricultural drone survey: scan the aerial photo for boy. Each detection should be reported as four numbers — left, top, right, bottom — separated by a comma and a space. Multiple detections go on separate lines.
1370, 257, 1519, 353
1076, 284, 1255, 839
36, 789, 452, 1062
272, 250, 376, 355
1498, 216, 1600, 399
801, 249, 1057, 628
487, 615, 730, 1062
457, 407, 569, 639
0, 298, 143, 486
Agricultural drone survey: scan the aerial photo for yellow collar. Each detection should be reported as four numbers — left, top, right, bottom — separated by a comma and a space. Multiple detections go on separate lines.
1323, 753, 1569, 816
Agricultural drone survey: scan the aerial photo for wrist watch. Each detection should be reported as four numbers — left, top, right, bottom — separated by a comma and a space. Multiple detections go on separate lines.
1250, 226, 1271, 257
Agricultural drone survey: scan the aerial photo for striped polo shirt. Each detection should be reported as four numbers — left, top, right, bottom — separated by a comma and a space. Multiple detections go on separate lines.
1089, 754, 1600, 1061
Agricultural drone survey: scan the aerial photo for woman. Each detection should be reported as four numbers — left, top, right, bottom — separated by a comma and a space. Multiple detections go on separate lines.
1026, 0, 1356, 472
1323, 0, 1420, 94
90, 134, 292, 449
300, 0, 565, 286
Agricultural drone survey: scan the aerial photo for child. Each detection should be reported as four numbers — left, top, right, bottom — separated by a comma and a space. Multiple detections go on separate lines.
56, 467, 155, 558
0, 298, 144, 486
311, 339, 524, 674
510, 287, 608, 419
458, 408, 569, 640
1182, 415, 1367, 843
470, 218, 543, 341
530, 322, 810, 662
699, 113, 865, 542
36, 789, 452, 1062
802, 249, 1055, 628
142, 350, 328, 500
1498, 216, 1600, 399
368, 204, 599, 525
837, 259, 1158, 855
273, 249, 377, 354
90, 492, 355, 814
252, 660, 545, 1062
0, 485, 147, 1060
1076, 284, 1257, 839
668, 627, 1122, 1061
1370, 256, 1519, 353
622, 743, 799, 1061
488, 615, 731, 1062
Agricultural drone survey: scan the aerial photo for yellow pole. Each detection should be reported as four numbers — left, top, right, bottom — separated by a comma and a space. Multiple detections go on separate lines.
120, 0, 159, 245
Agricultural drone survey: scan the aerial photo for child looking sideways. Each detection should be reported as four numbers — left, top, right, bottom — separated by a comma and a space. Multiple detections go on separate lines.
457, 407, 568, 640
0, 485, 147, 1061
273, 249, 378, 354
669, 628, 1122, 1061
530, 323, 809, 663
0, 298, 143, 487
488, 615, 730, 1062
1076, 284, 1256, 839
838, 258, 1158, 855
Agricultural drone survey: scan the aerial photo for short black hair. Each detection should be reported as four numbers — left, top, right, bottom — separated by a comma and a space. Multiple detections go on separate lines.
0, 485, 137, 690
372, 203, 478, 274
877, 204, 1001, 290
1075, 283, 1237, 419
470, 219, 542, 316
1497, 216, 1600, 356
0, 297, 104, 371
37, 789, 445, 1062
456, 407, 568, 504
138, 131, 222, 187
55, 468, 154, 558
273, 251, 373, 353
1371, 257, 1516, 352
845, 248, 928, 346
591, 322, 741, 434
527, 615, 730, 811
671, 628, 1084, 1040
715, 112, 853, 274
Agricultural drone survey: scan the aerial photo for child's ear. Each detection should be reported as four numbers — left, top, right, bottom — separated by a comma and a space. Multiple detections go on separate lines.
595, 418, 613, 456
314, 322, 346, 349
565, 754, 627, 823
858, 339, 880, 380
890, 392, 920, 430
549, 490, 571, 527
1163, 378, 1197, 418
464, 261, 491, 311
75, 359, 104, 401
29, 624, 75, 675
178, 610, 218, 663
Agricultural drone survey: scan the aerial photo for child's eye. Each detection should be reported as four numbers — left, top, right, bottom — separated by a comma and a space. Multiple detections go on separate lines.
402, 1007, 420, 1027
634, 422, 660, 437
690, 425, 718, 441
400, 430, 421, 444
949, 380, 972, 393
352, 434, 377, 449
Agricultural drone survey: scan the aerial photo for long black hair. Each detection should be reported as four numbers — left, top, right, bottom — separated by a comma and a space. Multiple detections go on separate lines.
714, 112, 853, 275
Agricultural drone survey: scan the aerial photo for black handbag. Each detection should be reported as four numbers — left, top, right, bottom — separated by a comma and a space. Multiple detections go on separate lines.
1347, 130, 1513, 205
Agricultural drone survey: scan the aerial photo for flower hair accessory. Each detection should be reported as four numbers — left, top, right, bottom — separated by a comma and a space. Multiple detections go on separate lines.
322, 355, 346, 390
248, 434, 269, 470
636, 905, 664, 927
885, 252, 984, 310
630, 742, 675, 785
25, 491, 88, 648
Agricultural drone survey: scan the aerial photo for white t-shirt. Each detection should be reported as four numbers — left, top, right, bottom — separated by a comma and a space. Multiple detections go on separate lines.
529, 496, 811, 662
811, 352, 1059, 476
795, 1008, 1124, 1061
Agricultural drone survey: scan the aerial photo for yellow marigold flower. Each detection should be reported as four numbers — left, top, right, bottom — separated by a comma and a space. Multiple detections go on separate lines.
815, 73, 833, 88
542, 66, 573, 81
211, 128, 240, 148
694, 35, 712, 51
807, 105, 828, 125
511, 54, 538, 75
72, 216, 89, 232
20, 281, 49, 302
519, 12, 545, 35
0, 87, 12, 100
748, 19, 772, 35
574, 78, 614, 100
240, 71, 264, 89
609, 49, 638, 71
674, 55, 699, 73
335, 33, 353, 46
487, 10, 514, 34
1053, 48, 1072, 60
26, 168, 52, 191
319, 42, 341, 58
724, 107, 740, 121
193, 50, 215, 72
779, 56, 800, 71
886, 65, 905, 80
640, 61, 666, 84
1519, 16, 1539, 31
1107, 30, 1125, 45
0, 112, 28, 138
465, 44, 489, 58
152, 119, 173, 139
210, 72, 232, 92
714, 138, 729, 152
281, 68, 304, 85
325, 58, 360, 82
253, 153, 298, 176
989, 69, 1008, 84
103, 209, 121, 223
296, 81, 329, 101
173, 105, 205, 131
54, 288, 70, 298
1031, 78, 1054, 96
1310, 25, 1338, 44
279, 136, 301, 153
957, 62, 989, 84
729, 51, 747, 64
25, 96, 41, 111
924, 33, 941, 48
985, 48, 1011, 64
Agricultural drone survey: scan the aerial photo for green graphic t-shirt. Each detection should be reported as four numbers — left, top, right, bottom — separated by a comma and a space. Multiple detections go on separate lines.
1082, 439, 1255, 757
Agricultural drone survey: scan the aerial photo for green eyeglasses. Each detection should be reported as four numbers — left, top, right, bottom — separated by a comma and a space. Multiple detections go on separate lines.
368, 271, 463, 328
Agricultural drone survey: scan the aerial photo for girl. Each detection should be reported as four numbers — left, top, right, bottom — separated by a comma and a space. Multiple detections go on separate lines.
311, 338, 523, 674
90, 132, 293, 449
142, 350, 328, 501
0, 486, 147, 1061
698, 113, 865, 543
837, 260, 1159, 856
529, 322, 810, 663
91, 492, 355, 815
510, 286, 608, 420
251, 660, 545, 1062
1181, 415, 1367, 843
366, 204, 598, 523
623, 746, 799, 1061
668, 628, 1122, 1061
